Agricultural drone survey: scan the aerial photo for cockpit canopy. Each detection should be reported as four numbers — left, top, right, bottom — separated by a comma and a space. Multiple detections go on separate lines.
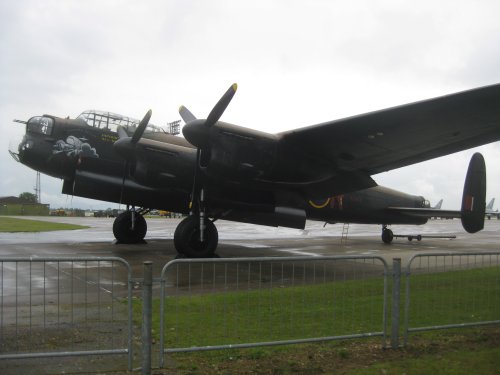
77, 110, 169, 135
27, 116, 54, 135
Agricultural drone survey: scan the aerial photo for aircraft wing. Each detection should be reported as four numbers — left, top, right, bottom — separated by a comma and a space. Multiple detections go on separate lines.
279, 84, 500, 176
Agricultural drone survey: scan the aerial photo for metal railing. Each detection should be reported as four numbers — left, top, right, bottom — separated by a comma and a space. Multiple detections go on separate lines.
403, 251, 500, 344
0, 257, 133, 369
158, 256, 389, 368
2, 251, 500, 373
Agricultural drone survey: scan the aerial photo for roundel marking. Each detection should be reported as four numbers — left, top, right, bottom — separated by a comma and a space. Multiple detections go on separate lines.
308, 198, 331, 209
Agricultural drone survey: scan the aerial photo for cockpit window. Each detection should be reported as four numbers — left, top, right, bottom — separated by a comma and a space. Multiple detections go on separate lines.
27, 116, 54, 135
76, 110, 167, 135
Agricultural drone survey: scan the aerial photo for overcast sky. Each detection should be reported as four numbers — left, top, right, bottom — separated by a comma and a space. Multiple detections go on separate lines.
1, 0, 500, 210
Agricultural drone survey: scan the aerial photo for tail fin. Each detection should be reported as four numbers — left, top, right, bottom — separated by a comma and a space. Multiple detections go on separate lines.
461, 153, 486, 233
486, 198, 495, 210
433, 199, 443, 209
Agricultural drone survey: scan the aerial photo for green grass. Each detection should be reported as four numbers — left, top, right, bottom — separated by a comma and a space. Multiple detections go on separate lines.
135, 264, 500, 373
405, 266, 500, 327
349, 346, 500, 375
163, 330, 500, 374
161, 280, 385, 348
136, 266, 500, 350
0, 216, 89, 232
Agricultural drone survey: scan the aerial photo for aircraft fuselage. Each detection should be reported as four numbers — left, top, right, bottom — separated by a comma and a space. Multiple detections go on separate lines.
14, 112, 428, 228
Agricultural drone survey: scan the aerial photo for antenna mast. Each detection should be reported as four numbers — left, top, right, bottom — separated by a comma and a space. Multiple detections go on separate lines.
166, 120, 181, 135
34, 172, 41, 203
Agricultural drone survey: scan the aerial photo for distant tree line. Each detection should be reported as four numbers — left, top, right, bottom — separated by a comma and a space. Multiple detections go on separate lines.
19, 192, 38, 203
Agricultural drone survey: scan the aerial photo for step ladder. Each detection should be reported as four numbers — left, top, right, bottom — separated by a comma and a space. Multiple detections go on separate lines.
340, 223, 349, 245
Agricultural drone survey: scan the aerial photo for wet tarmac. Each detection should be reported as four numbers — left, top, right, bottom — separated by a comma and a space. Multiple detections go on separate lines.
1, 215, 499, 311
1, 216, 500, 278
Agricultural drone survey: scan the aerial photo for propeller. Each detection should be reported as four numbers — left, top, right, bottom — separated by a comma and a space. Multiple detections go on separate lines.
179, 105, 197, 123
179, 83, 238, 228
131, 109, 152, 144
181, 83, 237, 149
113, 110, 152, 204
114, 109, 152, 159
116, 125, 128, 140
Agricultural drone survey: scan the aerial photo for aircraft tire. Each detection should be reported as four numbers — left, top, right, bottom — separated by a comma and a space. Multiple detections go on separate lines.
174, 215, 218, 258
113, 211, 147, 244
382, 228, 393, 244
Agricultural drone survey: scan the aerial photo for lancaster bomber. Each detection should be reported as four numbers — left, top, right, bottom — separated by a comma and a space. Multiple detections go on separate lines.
10, 83, 500, 257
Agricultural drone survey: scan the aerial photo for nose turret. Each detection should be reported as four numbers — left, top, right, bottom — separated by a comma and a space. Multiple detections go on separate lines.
13, 115, 77, 180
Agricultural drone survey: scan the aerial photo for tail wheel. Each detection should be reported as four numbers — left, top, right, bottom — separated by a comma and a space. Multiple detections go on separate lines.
113, 211, 147, 243
174, 216, 218, 258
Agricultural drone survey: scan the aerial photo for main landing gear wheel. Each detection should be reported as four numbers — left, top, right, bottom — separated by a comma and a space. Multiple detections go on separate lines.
381, 226, 394, 244
174, 215, 218, 258
113, 211, 147, 244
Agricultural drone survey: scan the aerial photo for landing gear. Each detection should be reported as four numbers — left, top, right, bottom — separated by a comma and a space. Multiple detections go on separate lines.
381, 225, 393, 244
174, 215, 218, 258
113, 210, 147, 244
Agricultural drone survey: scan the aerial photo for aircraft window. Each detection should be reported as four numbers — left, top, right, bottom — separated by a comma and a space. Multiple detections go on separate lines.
27, 116, 54, 136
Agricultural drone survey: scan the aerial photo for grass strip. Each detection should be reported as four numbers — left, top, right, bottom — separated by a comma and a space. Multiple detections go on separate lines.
141, 264, 500, 374
134, 265, 500, 350
0, 217, 89, 232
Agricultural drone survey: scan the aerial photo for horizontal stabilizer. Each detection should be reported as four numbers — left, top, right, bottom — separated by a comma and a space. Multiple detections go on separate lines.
387, 153, 487, 234
386, 207, 461, 219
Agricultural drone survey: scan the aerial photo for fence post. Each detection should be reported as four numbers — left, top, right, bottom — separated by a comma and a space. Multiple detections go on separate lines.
142, 261, 153, 375
391, 258, 401, 349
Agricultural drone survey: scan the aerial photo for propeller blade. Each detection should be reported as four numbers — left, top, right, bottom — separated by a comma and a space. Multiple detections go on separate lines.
131, 109, 152, 144
205, 83, 237, 127
116, 125, 128, 139
179, 105, 197, 123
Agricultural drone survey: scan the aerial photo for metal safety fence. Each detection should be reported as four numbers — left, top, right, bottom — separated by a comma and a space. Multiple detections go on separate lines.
0, 257, 133, 369
158, 256, 390, 368
2, 252, 500, 374
404, 251, 500, 344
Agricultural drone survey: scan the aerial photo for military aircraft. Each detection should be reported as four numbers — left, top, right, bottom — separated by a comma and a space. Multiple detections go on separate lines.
10, 83, 500, 257
485, 198, 499, 219
433, 199, 443, 210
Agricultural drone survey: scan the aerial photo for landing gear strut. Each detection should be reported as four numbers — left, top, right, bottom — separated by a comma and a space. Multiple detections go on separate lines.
113, 208, 147, 244
381, 225, 393, 244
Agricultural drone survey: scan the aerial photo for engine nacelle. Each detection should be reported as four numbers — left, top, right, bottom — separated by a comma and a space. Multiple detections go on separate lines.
130, 139, 196, 189
206, 121, 278, 180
